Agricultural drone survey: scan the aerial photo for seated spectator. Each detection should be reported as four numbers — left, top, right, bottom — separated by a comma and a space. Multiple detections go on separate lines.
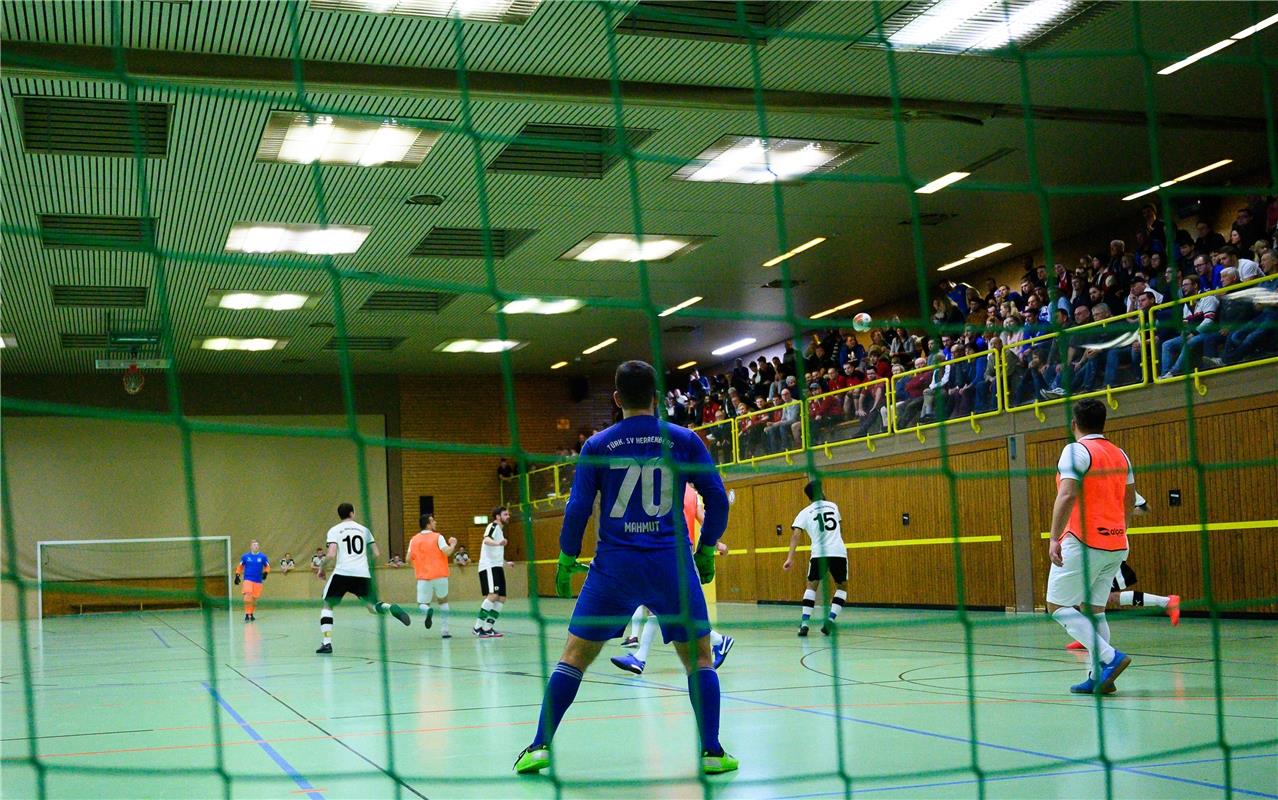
975, 337, 1001, 412
1223, 250, 1278, 364
1160, 276, 1221, 378
849, 373, 887, 437
703, 409, 733, 464
1125, 275, 1163, 312
806, 381, 842, 443
312, 547, 326, 579
279, 553, 295, 573
768, 389, 800, 452
1193, 253, 1222, 291
388, 554, 405, 568
454, 546, 471, 566
939, 342, 975, 417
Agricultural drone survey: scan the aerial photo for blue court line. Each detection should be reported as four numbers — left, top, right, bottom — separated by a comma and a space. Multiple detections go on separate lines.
149, 629, 170, 648
629, 677, 1278, 799
201, 682, 324, 800
768, 753, 1278, 798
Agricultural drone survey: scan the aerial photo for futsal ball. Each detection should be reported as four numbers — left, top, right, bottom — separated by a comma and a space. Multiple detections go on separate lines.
852, 312, 872, 332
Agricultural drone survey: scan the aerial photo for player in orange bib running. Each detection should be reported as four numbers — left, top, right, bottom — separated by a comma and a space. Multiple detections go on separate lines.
408, 514, 458, 638
611, 485, 734, 675
1046, 398, 1134, 695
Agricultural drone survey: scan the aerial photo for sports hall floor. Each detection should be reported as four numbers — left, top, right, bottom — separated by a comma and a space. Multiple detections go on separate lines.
1, 602, 1275, 800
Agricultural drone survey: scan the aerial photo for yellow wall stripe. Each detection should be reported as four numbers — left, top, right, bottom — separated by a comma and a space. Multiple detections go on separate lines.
534, 534, 1002, 563
1037, 519, 1278, 539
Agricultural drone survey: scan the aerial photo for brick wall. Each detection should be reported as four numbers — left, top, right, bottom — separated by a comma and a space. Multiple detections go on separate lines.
398, 374, 615, 558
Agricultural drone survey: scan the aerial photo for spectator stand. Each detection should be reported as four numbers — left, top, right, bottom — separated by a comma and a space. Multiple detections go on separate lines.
803, 377, 894, 457
891, 347, 1004, 441
730, 395, 808, 467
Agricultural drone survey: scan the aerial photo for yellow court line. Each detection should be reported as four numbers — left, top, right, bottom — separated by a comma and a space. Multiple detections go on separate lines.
1037, 519, 1278, 540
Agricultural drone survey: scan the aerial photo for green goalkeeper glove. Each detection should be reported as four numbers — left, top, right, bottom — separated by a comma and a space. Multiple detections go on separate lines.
555, 552, 589, 598
693, 543, 717, 585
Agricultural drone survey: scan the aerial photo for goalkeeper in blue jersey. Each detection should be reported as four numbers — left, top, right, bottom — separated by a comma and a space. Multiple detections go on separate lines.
514, 360, 737, 776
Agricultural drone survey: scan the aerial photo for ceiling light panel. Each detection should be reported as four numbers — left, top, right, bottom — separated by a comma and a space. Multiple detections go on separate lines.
938, 241, 1012, 271
309, 0, 544, 23
915, 171, 971, 194
673, 136, 872, 184
676, 361, 698, 369
0, 334, 17, 349
492, 297, 584, 315
1121, 159, 1232, 201
1158, 12, 1278, 75
658, 296, 703, 317
206, 290, 319, 311
256, 111, 444, 167
561, 233, 710, 263
435, 338, 525, 353
810, 298, 864, 320
195, 337, 288, 351
225, 223, 371, 255
711, 337, 757, 356
550, 360, 568, 370
864, 0, 1101, 54
582, 337, 617, 355
763, 237, 827, 268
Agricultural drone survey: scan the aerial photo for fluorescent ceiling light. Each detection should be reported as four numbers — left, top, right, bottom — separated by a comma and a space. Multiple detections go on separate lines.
435, 338, 524, 353
658, 296, 703, 317
582, 337, 617, 355
206, 290, 318, 311
1121, 159, 1232, 201
561, 233, 709, 263
810, 298, 864, 320
256, 112, 442, 167
938, 242, 1012, 272
195, 337, 287, 352
672, 136, 871, 184
677, 360, 698, 369
225, 223, 371, 255
967, 0, 1071, 50
914, 171, 971, 194
310, 0, 544, 23
550, 360, 569, 370
763, 237, 827, 268
495, 297, 583, 315
711, 337, 757, 357
890, 0, 997, 47
0, 334, 16, 349
1159, 13, 1278, 75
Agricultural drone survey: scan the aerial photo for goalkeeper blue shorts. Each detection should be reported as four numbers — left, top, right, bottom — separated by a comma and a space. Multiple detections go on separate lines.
568, 549, 710, 643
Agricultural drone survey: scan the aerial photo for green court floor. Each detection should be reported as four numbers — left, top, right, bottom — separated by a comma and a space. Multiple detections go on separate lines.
2, 602, 1275, 799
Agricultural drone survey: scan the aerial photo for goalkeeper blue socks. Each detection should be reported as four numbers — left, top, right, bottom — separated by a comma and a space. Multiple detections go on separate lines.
688, 667, 723, 754
530, 662, 583, 746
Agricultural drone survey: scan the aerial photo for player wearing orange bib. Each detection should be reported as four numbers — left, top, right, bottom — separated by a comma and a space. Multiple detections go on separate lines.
611, 485, 734, 675
408, 514, 458, 638
1046, 398, 1134, 695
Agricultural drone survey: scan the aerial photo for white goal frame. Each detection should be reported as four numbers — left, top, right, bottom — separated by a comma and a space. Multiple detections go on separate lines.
36, 536, 232, 619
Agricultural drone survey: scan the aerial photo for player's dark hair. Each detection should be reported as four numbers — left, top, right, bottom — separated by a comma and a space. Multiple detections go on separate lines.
337, 502, 354, 519
803, 480, 820, 501
615, 360, 657, 410
491, 506, 507, 520
1073, 398, 1107, 434
420, 514, 433, 529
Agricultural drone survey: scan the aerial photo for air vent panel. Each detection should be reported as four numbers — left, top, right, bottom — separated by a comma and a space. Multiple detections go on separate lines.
18, 98, 169, 158
409, 227, 534, 258
359, 291, 458, 313
52, 285, 148, 308
488, 124, 655, 179
616, 2, 809, 44
663, 324, 701, 334
761, 279, 806, 289
39, 215, 156, 251
60, 333, 110, 349
900, 213, 957, 226
323, 336, 406, 351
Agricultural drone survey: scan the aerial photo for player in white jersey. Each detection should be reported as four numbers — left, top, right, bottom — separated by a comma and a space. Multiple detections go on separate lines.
784, 481, 848, 636
474, 506, 514, 638
316, 503, 410, 654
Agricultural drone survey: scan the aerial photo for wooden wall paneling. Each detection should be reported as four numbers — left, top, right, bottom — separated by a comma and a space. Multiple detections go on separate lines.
717, 484, 757, 603
750, 477, 808, 602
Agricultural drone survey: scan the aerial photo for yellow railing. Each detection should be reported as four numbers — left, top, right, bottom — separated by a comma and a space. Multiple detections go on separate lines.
1002, 308, 1149, 421
502, 276, 1276, 510
1149, 273, 1278, 396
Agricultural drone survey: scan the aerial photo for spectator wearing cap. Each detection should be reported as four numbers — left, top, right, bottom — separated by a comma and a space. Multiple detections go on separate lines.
806, 380, 841, 444
897, 357, 931, 428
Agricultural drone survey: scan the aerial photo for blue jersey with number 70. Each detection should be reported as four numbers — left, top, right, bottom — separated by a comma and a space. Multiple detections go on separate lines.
560, 414, 729, 558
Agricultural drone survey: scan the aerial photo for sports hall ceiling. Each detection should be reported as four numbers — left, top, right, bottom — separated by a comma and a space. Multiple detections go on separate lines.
1, 0, 1274, 376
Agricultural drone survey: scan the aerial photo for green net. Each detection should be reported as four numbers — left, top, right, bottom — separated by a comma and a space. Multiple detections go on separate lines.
2, 1, 1278, 799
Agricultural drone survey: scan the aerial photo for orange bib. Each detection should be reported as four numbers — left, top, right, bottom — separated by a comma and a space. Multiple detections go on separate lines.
408, 532, 449, 580
1060, 437, 1129, 551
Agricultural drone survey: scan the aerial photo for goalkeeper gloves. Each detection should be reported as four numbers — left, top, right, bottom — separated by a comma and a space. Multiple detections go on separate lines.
234, 574, 241, 585
555, 552, 589, 598
693, 544, 717, 585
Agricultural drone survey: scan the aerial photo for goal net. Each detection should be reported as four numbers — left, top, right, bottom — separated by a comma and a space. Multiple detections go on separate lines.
36, 537, 231, 618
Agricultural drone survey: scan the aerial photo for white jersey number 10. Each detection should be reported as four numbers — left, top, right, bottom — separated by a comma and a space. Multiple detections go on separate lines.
609, 459, 674, 518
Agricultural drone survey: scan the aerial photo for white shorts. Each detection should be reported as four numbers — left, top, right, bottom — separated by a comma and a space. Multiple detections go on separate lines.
1046, 536, 1127, 608
416, 578, 449, 604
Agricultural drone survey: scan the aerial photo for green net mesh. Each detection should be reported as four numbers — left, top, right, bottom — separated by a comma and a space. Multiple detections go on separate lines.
2, 1, 1277, 798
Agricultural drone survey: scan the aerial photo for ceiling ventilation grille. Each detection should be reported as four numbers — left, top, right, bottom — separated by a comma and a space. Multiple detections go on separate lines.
409, 227, 534, 258
761, 278, 806, 289
52, 285, 148, 308
39, 215, 156, 251
488, 124, 655, 179
663, 324, 701, 334
60, 333, 110, 349
323, 336, 406, 351
616, 2, 809, 44
359, 291, 458, 313
18, 98, 170, 158
900, 213, 957, 226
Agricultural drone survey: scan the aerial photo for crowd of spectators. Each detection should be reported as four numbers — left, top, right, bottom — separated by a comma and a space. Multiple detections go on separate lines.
664, 198, 1278, 463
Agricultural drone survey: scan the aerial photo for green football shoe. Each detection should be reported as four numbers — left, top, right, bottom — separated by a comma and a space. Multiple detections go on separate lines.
514, 744, 550, 774
702, 750, 739, 774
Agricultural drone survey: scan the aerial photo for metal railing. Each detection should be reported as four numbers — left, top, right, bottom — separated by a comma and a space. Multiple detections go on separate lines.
501, 275, 1277, 510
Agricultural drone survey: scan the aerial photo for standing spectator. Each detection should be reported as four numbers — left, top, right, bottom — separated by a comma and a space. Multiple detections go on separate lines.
1193, 220, 1226, 256
687, 369, 710, 400
497, 457, 516, 481
311, 547, 326, 579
